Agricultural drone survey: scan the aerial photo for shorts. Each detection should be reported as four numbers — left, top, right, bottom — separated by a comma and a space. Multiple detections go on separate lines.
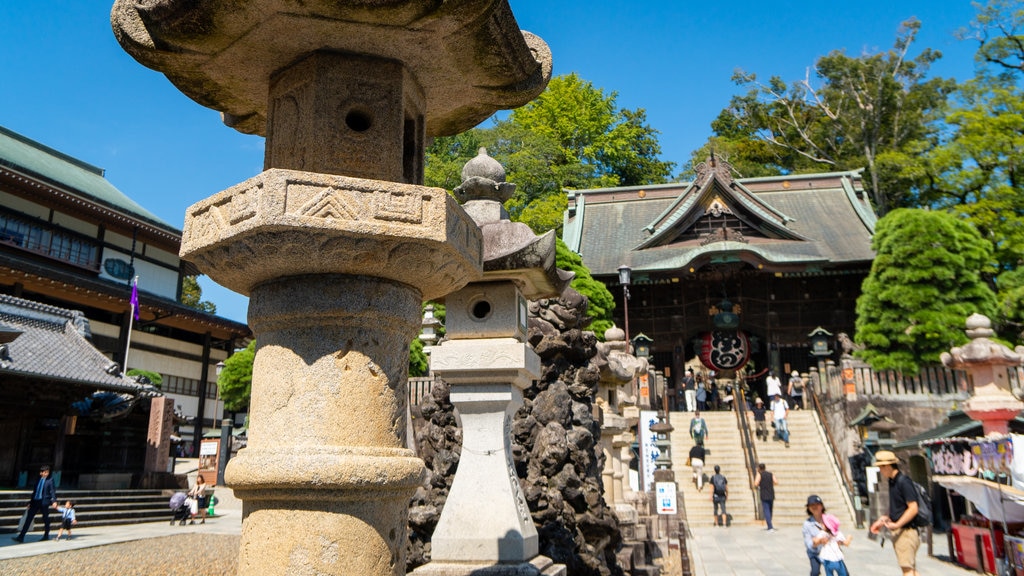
61, 518, 73, 529
197, 496, 209, 509
893, 527, 919, 569
713, 497, 727, 516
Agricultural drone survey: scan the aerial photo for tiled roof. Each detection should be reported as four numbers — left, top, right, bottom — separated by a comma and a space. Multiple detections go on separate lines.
0, 294, 149, 392
0, 125, 177, 233
564, 170, 876, 276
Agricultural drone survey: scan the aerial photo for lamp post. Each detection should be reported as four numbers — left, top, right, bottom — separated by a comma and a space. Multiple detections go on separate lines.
214, 360, 231, 486
617, 265, 632, 349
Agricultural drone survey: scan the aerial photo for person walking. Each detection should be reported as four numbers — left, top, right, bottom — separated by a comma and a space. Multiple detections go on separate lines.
54, 500, 77, 541
696, 375, 709, 411
788, 370, 805, 410
710, 465, 729, 527
804, 495, 853, 576
12, 465, 57, 543
188, 474, 210, 524
688, 444, 706, 491
870, 450, 922, 576
770, 393, 791, 447
754, 463, 778, 532
682, 369, 696, 412
766, 370, 783, 399
689, 410, 708, 447
751, 397, 768, 441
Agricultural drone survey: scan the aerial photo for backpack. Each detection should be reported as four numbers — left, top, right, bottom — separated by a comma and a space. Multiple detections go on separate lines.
711, 474, 727, 496
911, 479, 932, 527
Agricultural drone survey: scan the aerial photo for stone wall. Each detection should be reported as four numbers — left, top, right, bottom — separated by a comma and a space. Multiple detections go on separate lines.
406, 289, 624, 576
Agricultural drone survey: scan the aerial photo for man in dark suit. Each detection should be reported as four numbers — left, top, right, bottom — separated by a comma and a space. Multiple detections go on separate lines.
13, 465, 57, 542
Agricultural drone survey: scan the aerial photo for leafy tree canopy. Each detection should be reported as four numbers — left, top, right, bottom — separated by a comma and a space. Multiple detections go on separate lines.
218, 340, 255, 412
126, 368, 162, 388
854, 209, 997, 373
710, 19, 953, 214
556, 238, 615, 338
181, 275, 217, 314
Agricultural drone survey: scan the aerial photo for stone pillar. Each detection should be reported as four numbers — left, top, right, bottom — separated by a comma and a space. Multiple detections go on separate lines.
144, 396, 174, 476
181, 171, 481, 576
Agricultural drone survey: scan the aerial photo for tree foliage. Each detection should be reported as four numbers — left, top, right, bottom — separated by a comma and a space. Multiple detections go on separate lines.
126, 368, 162, 388
181, 275, 217, 314
960, 0, 1024, 77
715, 19, 953, 213
217, 340, 255, 412
854, 209, 997, 373
556, 238, 615, 338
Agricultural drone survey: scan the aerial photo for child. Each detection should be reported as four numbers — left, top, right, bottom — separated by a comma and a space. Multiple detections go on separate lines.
817, 512, 852, 575
55, 500, 77, 541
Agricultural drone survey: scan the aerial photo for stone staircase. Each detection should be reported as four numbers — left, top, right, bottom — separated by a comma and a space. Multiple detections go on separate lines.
669, 411, 758, 527
669, 408, 855, 531
0, 489, 193, 533
751, 410, 854, 529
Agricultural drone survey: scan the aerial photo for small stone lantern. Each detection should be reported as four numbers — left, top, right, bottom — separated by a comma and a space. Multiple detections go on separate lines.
941, 314, 1024, 435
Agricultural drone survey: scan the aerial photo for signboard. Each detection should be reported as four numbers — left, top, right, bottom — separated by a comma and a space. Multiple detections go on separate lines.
639, 410, 659, 491
199, 438, 219, 483
656, 482, 678, 514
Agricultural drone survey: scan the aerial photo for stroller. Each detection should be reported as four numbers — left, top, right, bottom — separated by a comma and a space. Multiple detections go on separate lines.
169, 492, 191, 525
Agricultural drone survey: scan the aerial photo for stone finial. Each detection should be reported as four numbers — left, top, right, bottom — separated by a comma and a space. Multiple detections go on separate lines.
453, 148, 516, 204
604, 326, 626, 343
941, 314, 1024, 370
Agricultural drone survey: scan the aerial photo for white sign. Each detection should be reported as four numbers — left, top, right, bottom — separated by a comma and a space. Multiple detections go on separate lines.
199, 440, 219, 456
656, 482, 678, 514
639, 410, 659, 491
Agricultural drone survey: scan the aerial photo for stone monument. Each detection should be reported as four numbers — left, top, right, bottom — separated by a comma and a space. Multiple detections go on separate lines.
413, 149, 570, 575
110, 3, 552, 575
941, 313, 1024, 435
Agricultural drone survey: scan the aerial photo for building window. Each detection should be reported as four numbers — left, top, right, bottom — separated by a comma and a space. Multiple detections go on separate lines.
0, 207, 100, 270
162, 374, 218, 400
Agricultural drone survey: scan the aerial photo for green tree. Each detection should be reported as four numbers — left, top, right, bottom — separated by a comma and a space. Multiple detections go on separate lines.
854, 209, 997, 373
720, 19, 953, 213
409, 303, 445, 377
126, 368, 162, 388
181, 275, 217, 314
556, 238, 615, 337
960, 0, 1024, 77
217, 340, 255, 412
424, 132, 484, 191
997, 267, 1024, 342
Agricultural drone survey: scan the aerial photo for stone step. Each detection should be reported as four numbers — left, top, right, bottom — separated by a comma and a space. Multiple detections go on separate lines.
0, 489, 213, 533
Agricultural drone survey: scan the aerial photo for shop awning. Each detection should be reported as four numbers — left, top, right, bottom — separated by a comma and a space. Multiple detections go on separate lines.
934, 475, 1024, 524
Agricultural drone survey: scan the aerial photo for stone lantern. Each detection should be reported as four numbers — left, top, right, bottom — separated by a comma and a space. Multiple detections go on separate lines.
415, 149, 571, 576
110, 2, 552, 574
941, 314, 1024, 435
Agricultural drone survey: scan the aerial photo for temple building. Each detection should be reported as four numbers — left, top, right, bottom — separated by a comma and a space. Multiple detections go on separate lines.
562, 157, 876, 388
0, 125, 250, 486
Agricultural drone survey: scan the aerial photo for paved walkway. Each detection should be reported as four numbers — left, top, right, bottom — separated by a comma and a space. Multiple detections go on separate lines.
688, 523, 973, 576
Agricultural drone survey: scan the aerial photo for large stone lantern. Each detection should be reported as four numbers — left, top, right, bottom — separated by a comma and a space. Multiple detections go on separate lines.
941, 314, 1024, 435
110, 2, 551, 575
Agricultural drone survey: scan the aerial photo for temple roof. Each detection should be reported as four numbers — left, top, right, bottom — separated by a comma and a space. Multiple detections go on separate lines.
563, 164, 877, 277
0, 294, 152, 392
0, 125, 178, 236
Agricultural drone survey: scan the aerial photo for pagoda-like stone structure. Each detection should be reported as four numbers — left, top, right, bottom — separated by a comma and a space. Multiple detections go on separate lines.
941, 313, 1024, 435
111, 3, 551, 575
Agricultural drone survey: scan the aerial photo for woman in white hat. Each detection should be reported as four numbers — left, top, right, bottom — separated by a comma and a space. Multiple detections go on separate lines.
788, 370, 805, 410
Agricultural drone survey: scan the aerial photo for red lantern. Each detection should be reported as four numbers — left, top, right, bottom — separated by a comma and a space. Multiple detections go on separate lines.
698, 330, 750, 372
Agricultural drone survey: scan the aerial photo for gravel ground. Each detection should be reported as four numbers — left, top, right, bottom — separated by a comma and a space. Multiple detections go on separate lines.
0, 534, 240, 576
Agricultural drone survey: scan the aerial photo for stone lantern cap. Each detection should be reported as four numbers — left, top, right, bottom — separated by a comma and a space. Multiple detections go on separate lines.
941, 314, 1024, 370
111, 0, 553, 137
453, 148, 572, 300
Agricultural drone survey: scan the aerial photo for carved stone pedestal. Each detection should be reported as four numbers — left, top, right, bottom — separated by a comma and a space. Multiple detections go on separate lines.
181, 169, 481, 576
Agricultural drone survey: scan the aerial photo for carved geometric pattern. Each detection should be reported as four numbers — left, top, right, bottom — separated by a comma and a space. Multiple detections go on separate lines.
374, 189, 424, 224
700, 226, 747, 246
297, 187, 359, 220
705, 198, 732, 218
226, 183, 260, 225
188, 203, 226, 243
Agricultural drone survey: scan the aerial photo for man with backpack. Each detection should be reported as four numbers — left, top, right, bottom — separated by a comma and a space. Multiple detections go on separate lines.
690, 410, 708, 446
869, 450, 923, 576
710, 465, 729, 527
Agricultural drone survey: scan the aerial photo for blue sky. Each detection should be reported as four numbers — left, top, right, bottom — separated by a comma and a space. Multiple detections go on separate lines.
1, 1, 982, 324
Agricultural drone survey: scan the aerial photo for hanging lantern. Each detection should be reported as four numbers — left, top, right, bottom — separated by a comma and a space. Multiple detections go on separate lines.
698, 330, 750, 371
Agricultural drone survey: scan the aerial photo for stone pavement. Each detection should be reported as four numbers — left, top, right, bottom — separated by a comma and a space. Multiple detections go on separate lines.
688, 523, 974, 576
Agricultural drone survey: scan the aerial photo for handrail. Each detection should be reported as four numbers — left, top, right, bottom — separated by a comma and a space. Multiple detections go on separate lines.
733, 387, 763, 520
808, 386, 860, 527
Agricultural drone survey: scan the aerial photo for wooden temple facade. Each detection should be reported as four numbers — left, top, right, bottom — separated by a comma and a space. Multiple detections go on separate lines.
562, 157, 877, 387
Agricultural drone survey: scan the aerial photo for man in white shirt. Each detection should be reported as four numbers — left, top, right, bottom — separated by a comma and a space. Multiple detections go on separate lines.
770, 394, 790, 448
765, 370, 782, 398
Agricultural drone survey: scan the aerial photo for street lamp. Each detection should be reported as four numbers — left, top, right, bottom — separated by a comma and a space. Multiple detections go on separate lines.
617, 265, 632, 347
